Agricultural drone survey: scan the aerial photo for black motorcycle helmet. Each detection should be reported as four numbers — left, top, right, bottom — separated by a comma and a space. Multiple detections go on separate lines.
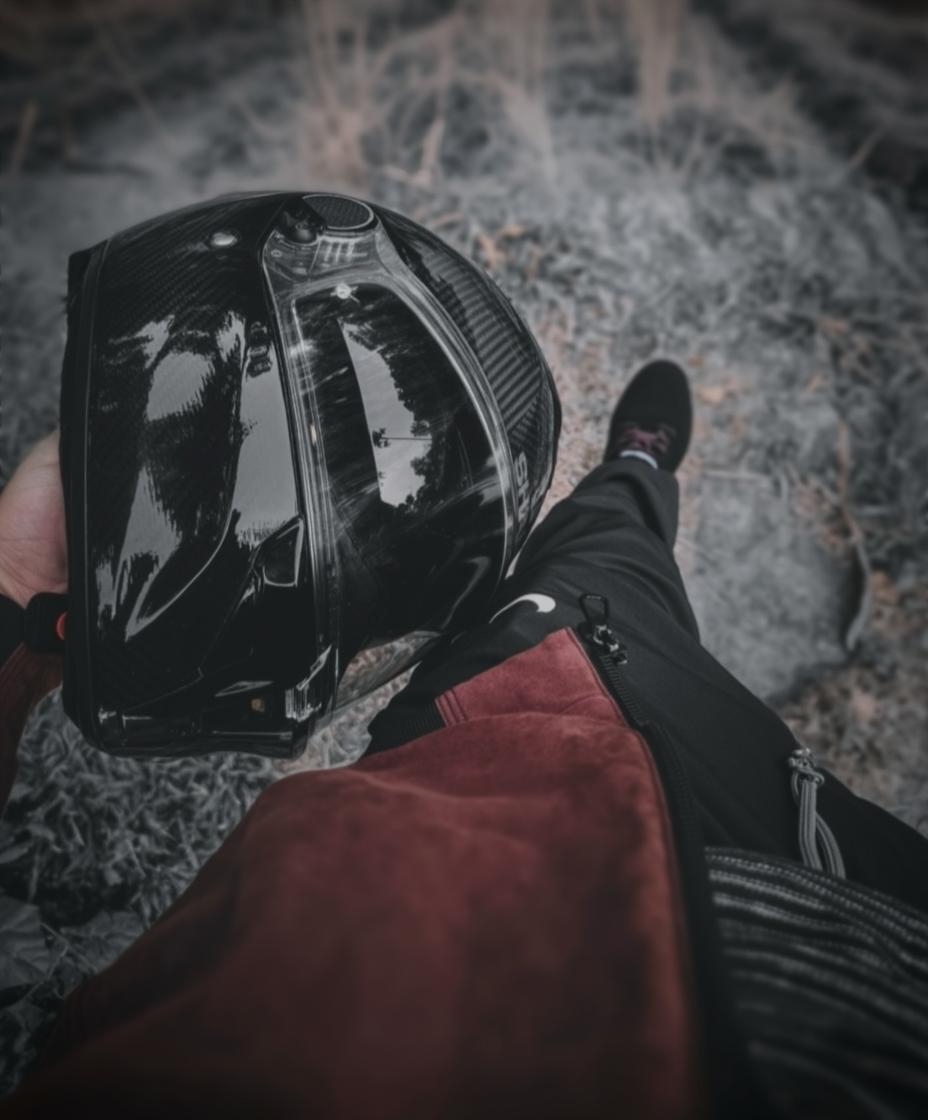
59, 192, 560, 758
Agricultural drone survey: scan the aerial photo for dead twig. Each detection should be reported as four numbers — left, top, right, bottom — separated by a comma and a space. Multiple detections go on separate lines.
85, 3, 172, 147
6, 97, 39, 176
835, 419, 872, 651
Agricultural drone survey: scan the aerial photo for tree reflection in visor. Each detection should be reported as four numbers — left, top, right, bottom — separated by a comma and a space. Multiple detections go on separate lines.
293, 283, 505, 663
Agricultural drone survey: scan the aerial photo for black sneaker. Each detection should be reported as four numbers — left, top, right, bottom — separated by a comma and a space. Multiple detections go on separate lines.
604, 359, 692, 472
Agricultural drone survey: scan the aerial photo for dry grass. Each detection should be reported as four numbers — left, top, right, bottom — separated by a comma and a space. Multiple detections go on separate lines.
625, 0, 686, 127
781, 575, 928, 830
295, 0, 389, 189
0, 0, 201, 171
291, 0, 559, 193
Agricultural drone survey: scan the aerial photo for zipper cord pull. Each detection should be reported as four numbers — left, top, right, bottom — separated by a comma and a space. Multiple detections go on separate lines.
787, 747, 846, 878
579, 594, 628, 664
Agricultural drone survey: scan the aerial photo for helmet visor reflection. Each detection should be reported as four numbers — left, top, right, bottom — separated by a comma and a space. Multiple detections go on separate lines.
290, 282, 505, 700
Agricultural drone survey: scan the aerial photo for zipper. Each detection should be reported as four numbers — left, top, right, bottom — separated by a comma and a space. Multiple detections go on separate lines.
577, 593, 776, 1119
579, 595, 694, 822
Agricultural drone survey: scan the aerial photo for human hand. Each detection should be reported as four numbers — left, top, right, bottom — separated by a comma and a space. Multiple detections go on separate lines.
0, 433, 67, 609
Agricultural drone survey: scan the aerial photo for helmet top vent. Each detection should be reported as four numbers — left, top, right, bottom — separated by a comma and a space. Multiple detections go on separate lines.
305, 194, 374, 232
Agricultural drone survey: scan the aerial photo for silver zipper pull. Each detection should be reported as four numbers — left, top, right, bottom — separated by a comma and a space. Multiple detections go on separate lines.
595, 626, 628, 664
579, 594, 629, 664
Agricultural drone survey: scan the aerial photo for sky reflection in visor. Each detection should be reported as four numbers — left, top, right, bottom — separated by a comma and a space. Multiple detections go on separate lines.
294, 283, 487, 540
292, 281, 503, 644
340, 307, 433, 510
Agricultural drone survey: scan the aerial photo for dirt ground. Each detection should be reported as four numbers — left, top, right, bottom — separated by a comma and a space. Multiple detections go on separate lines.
1, 0, 926, 1089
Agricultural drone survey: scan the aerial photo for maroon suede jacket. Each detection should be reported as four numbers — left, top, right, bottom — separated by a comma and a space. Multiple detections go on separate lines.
0, 629, 747, 1118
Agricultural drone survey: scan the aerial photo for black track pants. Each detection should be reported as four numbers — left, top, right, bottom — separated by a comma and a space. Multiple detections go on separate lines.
371, 459, 928, 913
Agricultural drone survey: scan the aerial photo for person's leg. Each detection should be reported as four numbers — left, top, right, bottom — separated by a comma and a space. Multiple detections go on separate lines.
513, 456, 700, 638
389, 455, 804, 846
375, 456, 696, 704
371, 366, 928, 913
504, 468, 928, 907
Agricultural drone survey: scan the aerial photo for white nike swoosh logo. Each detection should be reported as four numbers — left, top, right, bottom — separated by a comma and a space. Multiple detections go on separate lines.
488, 593, 557, 624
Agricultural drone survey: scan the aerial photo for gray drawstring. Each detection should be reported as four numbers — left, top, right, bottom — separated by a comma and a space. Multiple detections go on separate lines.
788, 747, 846, 879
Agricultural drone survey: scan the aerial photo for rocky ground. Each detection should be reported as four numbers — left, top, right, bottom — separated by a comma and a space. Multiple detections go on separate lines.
1, 0, 926, 1090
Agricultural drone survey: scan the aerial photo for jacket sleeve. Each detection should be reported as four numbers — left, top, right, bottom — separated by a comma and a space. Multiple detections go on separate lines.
0, 645, 62, 812
2, 629, 706, 1120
